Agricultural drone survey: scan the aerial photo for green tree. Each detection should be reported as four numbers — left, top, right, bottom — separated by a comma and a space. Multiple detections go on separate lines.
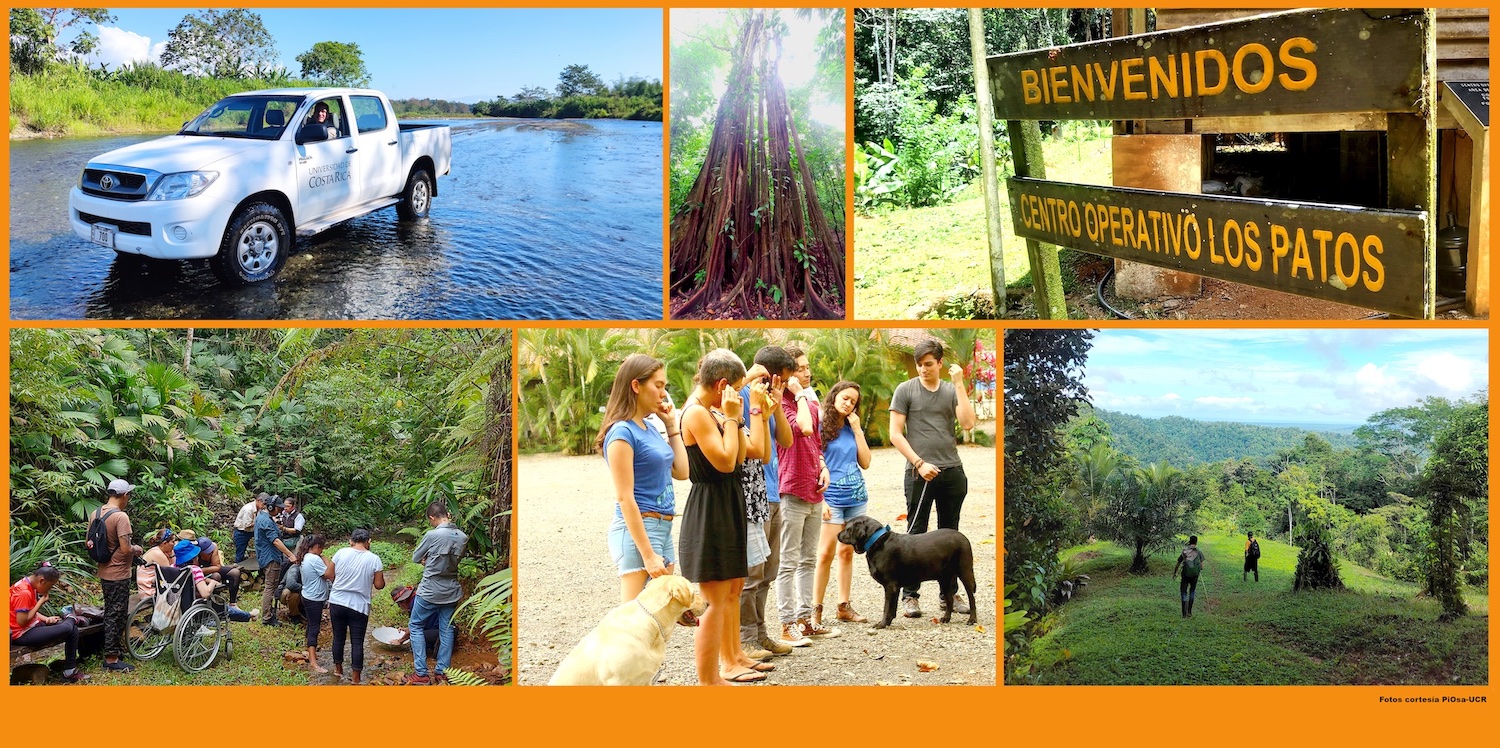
160, 9, 278, 79
556, 63, 606, 98
295, 40, 370, 87
1097, 462, 1196, 573
8, 8, 115, 73
1421, 396, 1487, 619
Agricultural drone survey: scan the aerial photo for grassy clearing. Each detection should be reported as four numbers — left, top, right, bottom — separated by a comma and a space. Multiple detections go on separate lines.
1026, 533, 1488, 685
853, 124, 1111, 319
9, 66, 317, 138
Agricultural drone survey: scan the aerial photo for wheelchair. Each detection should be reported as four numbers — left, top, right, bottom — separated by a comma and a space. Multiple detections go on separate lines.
126, 564, 233, 672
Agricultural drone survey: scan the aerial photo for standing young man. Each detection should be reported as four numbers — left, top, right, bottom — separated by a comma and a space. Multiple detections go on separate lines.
1243, 532, 1260, 582
1173, 536, 1206, 617
406, 501, 469, 685
739, 346, 795, 656
232, 493, 264, 563
89, 478, 142, 672
256, 496, 297, 626
776, 346, 834, 642
889, 339, 977, 618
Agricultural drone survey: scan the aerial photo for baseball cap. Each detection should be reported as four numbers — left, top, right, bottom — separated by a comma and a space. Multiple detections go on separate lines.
106, 478, 135, 496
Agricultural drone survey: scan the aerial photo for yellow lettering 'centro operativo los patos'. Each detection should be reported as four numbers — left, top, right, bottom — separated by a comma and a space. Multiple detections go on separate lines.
1020, 37, 1318, 106
1016, 192, 1386, 294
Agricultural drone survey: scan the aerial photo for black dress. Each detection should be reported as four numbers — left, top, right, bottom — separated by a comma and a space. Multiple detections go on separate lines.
678, 406, 749, 582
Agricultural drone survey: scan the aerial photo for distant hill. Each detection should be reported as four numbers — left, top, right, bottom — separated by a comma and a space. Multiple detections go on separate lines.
1093, 409, 1357, 465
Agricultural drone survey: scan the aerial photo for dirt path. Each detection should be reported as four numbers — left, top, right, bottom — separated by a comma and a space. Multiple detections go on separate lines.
518, 445, 997, 686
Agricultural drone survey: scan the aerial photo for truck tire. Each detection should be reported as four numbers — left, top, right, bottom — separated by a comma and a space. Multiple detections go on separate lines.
397, 167, 433, 221
211, 202, 289, 284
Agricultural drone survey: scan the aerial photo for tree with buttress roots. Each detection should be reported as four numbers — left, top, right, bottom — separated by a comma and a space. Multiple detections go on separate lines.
670, 9, 845, 320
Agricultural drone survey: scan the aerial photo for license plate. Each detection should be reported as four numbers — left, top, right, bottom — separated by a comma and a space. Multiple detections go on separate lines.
90, 224, 116, 248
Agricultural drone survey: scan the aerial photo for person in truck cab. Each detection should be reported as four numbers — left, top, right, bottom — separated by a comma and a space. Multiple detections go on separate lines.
306, 100, 340, 139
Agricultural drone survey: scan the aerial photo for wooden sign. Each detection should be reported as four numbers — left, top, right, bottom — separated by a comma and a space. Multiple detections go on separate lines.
1006, 177, 1431, 317
1444, 81, 1489, 128
988, 8, 1428, 121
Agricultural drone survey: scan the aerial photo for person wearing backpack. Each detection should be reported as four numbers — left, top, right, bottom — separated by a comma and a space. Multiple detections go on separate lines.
86, 478, 142, 672
1244, 532, 1261, 582
1171, 535, 1205, 618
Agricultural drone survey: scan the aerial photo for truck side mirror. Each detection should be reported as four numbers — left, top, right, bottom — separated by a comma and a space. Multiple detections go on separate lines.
295, 123, 330, 145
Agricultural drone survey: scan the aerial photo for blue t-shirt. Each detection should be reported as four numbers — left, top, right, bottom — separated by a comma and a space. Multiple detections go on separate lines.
253, 510, 282, 564
822, 425, 868, 508
741, 384, 780, 502
603, 419, 676, 516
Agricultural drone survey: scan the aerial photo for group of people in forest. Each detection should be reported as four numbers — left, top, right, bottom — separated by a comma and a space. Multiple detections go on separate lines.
599, 339, 977, 684
10, 479, 467, 685
1171, 531, 1262, 617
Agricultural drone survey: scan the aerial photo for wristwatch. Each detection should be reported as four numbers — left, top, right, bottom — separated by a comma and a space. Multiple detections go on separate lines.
750, 407, 762, 416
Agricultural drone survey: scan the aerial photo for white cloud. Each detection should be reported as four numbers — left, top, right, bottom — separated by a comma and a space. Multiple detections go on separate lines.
1194, 396, 1254, 408
86, 26, 163, 70
1414, 352, 1477, 393
1162, 393, 1180, 401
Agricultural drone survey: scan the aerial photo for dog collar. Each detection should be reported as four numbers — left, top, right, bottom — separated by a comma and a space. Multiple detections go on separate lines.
862, 525, 890, 553
636, 597, 668, 644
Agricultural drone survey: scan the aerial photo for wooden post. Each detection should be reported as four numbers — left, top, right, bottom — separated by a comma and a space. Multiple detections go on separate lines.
1442, 82, 1490, 317
969, 8, 1006, 317
1110, 134, 1204, 300
1006, 119, 1067, 319
1385, 9, 1438, 319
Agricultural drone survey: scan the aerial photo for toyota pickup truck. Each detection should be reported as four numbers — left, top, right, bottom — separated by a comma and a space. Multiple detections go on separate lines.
69, 87, 452, 283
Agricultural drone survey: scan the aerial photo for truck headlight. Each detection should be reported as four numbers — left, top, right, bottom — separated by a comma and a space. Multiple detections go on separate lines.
146, 171, 219, 201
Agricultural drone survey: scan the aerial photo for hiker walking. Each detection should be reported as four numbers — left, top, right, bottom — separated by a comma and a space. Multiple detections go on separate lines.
1243, 532, 1261, 582
1172, 535, 1205, 618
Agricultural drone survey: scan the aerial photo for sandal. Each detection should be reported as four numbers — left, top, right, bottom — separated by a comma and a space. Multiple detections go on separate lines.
722, 668, 767, 683
748, 660, 775, 672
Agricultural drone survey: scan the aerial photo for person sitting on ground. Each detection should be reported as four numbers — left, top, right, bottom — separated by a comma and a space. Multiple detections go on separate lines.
1172, 535, 1206, 618
1243, 531, 1261, 582
279, 546, 305, 624
10, 562, 86, 682
178, 531, 244, 608
173, 540, 254, 622
137, 528, 176, 600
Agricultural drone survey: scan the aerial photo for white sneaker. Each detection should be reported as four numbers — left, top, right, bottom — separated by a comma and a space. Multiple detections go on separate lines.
779, 623, 811, 647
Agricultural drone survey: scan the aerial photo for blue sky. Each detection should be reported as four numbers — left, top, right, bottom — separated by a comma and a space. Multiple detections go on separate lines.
1082, 329, 1489, 426
81, 9, 662, 102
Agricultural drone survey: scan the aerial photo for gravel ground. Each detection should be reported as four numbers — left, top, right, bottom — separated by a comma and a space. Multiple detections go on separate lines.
518, 444, 996, 686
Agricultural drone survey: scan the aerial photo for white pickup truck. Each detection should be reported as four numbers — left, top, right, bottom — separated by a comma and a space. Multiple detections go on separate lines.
69, 87, 452, 283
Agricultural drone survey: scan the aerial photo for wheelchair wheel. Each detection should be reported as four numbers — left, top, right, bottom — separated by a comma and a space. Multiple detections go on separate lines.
127, 598, 170, 661
173, 604, 226, 673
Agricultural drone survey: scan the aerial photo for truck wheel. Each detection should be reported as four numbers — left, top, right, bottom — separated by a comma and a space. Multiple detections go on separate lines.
211, 203, 289, 284
397, 167, 433, 220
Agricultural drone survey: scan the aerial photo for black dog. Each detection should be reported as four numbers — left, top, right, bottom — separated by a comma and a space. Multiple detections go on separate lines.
838, 515, 977, 628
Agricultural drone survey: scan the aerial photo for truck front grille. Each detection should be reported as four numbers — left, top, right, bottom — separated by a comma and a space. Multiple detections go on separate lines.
82, 169, 150, 201
77, 211, 151, 236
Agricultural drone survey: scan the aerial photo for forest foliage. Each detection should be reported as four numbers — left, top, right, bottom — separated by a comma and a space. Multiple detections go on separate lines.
519, 328, 995, 456
9, 328, 513, 659
1090, 408, 1357, 465
471, 67, 663, 121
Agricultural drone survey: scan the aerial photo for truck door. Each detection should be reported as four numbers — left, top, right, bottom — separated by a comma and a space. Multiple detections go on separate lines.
293, 95, 360, 223
351, 95, 403, 202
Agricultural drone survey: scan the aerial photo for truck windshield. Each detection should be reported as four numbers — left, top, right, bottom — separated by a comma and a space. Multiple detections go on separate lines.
180, 95, 306, 140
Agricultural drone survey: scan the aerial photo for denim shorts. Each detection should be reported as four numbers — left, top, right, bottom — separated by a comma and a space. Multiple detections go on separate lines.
608, 515, 676, 575
824, 502, 868, 525
746, 522, 770, 568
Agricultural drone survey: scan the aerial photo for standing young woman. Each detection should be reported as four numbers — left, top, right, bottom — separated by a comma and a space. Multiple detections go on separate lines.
297, 535, 330, 674
600, 354, 690, 602
323, 529, 386, 684
813, 381, 872, 628
678, 349, 765, 685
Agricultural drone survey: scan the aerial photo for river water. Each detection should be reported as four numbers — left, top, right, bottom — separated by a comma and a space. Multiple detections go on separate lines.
9, 118, 663, 320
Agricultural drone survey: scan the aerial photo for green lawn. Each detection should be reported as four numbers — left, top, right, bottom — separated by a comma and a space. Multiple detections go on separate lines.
58, 553, 424, 686
854, 125, 1111, 319
1024, 533, 1489, 685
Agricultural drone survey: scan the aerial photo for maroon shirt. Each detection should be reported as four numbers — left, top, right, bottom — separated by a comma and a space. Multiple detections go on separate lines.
776, 390, 824, 503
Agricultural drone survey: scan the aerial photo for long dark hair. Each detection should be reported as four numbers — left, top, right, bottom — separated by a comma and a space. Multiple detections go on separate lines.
596, 353, 666, 451
820, 380, 861, 448
296, 534, 326, 564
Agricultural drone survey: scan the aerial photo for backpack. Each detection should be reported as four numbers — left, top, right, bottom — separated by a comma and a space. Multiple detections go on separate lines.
1248, 539, 1261, 560
1181, 547, 1203, 579
86, 507, 119, 564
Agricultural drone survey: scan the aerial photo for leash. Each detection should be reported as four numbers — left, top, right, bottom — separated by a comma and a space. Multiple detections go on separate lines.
907, 476, 933, 532
635, 597, 670, 686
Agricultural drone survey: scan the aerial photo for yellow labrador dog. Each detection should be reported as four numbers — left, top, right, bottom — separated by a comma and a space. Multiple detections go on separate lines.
549, 575, 707, 685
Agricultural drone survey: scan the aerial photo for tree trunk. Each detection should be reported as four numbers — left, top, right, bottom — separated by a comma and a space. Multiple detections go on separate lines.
1131, 538, 1148, 573
183, 328, 194, 369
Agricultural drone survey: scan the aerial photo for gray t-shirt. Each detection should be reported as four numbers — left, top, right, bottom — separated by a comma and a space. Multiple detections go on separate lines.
413, 522, 468, 605
890, 378, 962, 469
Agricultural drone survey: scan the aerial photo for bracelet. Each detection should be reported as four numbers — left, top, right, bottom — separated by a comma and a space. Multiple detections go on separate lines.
666, 431, 680, 439
914, 459, 925, 469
